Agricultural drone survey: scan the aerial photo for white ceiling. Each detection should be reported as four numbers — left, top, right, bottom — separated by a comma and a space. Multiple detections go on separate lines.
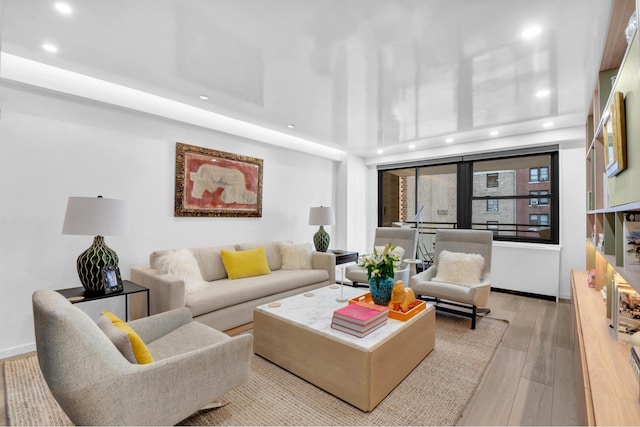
0, 0, 616, 160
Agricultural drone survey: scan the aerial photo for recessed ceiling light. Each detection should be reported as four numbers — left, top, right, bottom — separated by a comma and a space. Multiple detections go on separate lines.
42, 43, 58, 53
408, 144, 415, 149
287, 124, 295, 129
522, 25, 542, 39
54, 2, 73, 14
536, 89, 551, 98
445, 138, 454, 143
543, 122, 554, 128
377, 149, 384, 154
198, 95, 209, 100
489, 130, 499, 137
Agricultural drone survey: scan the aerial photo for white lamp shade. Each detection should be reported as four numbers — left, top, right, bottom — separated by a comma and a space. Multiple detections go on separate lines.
62, 196, 130, 236
308, 206, 335, 226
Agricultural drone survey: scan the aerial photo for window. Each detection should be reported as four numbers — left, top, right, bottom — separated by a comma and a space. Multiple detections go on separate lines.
377, 147, 558, 244
530, 167, 549, 182
529, 214, 549, 225
486, 173, 499, 188
530, 190, 549, 206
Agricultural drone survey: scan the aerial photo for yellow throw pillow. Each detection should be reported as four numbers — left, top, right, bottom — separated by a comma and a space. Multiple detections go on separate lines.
102, 311, 154, 364
221, 247, 271, 279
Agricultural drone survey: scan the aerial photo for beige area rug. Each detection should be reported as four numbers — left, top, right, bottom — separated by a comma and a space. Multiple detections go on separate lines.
4, 314, 507, 426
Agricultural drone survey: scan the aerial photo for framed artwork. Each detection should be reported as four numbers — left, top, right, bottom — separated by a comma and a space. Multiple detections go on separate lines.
175, 142, 263, 217
604, 91, 627, 177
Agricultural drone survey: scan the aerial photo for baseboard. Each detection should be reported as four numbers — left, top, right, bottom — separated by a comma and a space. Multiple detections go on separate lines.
0, 342, 36, 360
491, 287, 556, 302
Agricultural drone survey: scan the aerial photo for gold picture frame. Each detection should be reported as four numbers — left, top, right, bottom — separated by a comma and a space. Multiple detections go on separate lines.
604, 91, 627, 177
175, 142, 263, 217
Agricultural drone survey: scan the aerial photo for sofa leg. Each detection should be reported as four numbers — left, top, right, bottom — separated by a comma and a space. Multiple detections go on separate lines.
471, 305, 477, 330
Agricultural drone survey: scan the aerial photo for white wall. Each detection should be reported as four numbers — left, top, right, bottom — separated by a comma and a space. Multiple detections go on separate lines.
558, 140, 587, 299
0, 83, 337, 357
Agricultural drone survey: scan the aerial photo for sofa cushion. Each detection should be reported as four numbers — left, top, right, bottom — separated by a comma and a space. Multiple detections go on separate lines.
236, 241, 287, 271
146, 321, 230, 361
280, 242, 313, 270
434, 250, 485, 286
186, 269, 329, 317
190, 246, 236, 281
221, 247, 271, 280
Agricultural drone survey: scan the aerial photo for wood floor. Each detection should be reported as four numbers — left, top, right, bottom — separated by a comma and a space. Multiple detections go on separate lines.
0, 291, 579, 426
458, 291, 579, 426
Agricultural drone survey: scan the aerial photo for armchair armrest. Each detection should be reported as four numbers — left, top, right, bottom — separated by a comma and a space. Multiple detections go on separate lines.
410, 265, 437, 286
70, 334, 253, 426
128, 307, 193, 344
311, 251, 336, 283
130, 266, 186, 315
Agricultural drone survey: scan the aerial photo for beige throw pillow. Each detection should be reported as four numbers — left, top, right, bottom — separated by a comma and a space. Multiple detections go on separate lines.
434, 250, 485, 286
97, 313, 137, 363
280, 243, 313, 270
154, 248, 207, 295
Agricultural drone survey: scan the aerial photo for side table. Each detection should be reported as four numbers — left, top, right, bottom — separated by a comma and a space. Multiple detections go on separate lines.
56, 280, 149, 321
329, 250, 359, 286
329, 250, 359, 265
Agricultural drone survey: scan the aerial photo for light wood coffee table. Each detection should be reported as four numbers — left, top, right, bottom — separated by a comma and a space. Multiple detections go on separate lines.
253, 285, 435, 412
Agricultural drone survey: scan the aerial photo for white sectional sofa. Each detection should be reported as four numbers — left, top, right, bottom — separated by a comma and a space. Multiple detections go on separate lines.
131, 241, 335, 331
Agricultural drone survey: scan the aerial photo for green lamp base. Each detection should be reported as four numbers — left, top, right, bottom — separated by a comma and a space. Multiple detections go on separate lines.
77, 235, 119, 293
313, 225, 330, 252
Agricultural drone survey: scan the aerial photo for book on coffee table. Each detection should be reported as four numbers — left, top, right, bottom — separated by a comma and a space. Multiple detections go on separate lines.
333, 302, 388, 326
332, 315, 387, 332
331, 317, 387, 337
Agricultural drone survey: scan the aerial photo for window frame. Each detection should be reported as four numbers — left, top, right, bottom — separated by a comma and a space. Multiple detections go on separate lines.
377, 147, 559, 245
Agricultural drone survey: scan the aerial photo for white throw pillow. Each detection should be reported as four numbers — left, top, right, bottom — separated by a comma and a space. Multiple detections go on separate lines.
154, 248, 207, 295
280, 243, 313, 270
434, 250, 485, 286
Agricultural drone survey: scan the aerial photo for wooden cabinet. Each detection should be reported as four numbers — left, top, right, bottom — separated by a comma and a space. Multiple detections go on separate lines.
572, 270, 640, 425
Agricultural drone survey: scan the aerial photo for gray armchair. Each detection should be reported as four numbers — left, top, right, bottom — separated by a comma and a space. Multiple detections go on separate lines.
345, 227, 418, 287
32, 289, 252, 426
409, 229, 493, 329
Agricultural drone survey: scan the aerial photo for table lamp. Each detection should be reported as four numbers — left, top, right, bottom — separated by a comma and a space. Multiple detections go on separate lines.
62, 196, 130, 293
308, 206, 335, 252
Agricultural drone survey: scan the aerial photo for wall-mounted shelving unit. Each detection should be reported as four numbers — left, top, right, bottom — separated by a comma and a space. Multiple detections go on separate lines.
576, 0, 640, 425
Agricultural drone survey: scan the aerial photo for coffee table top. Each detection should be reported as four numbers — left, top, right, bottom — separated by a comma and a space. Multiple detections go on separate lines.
255, 285, 432, 350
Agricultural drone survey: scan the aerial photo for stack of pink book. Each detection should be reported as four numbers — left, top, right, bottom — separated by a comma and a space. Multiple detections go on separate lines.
331, 302, 389, 337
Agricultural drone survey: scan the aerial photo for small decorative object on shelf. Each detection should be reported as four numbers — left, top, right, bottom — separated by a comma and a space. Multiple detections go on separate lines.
358, 242, 401, 305
614, 278, 640, 343
626, 11, 637, 44
624, 214, 640, 271
588, 269, 596, 288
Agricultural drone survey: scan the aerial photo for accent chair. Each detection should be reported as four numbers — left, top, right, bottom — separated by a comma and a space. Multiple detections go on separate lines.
32, 289, 252, 425
409, 228, 493, 329
345, 227, 419, 287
